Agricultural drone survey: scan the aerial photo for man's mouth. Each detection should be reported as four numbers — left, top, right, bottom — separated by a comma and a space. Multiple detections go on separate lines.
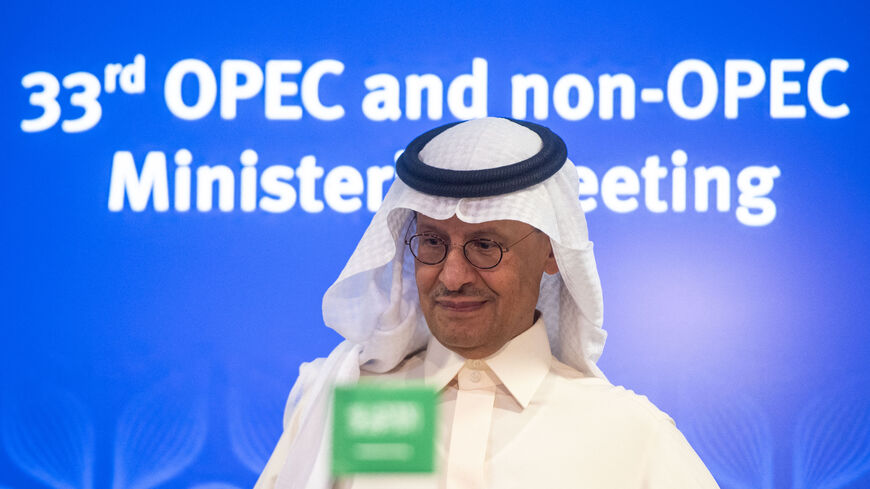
435, 299, 487, 312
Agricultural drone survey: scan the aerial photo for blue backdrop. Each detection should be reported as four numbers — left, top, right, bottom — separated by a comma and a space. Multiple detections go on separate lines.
3, 2, 869, 488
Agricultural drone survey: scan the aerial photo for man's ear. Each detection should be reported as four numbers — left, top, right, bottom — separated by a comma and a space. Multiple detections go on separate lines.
544, 243, 559, 275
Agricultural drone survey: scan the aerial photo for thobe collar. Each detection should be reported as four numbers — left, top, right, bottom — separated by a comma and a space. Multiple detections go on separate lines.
422, 315, 552, 409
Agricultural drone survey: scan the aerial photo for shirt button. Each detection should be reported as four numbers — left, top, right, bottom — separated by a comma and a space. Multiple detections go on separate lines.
470, 371, 482, 382
471, 360, 483, 369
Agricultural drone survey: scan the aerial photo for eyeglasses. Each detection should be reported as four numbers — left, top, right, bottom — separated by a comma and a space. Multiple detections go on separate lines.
405, 229, 537, 269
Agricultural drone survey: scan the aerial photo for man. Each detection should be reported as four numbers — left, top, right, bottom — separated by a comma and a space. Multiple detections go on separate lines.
256, 118, 719, 488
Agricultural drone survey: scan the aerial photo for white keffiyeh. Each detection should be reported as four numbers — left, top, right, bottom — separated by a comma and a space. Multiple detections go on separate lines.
275, 117, 606, 489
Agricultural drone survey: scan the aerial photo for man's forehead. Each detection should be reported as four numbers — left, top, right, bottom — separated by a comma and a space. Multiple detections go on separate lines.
414, 213, 533, 237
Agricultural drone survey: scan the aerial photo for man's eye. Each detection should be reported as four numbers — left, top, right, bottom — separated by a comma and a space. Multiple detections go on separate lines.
469, 239, 498, 252
420, 236, 443, 247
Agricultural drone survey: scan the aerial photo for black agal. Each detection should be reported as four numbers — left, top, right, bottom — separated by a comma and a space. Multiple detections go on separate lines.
396, 119, 567, 198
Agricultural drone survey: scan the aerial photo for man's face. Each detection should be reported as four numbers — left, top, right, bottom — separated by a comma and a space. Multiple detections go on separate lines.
413, 214, 559, 359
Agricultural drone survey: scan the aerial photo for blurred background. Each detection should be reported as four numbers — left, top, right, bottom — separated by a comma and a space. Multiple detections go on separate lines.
3, 1, 869, 488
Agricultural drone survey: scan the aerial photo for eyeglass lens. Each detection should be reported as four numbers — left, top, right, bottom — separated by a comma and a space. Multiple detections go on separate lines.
408, 235, 503, 269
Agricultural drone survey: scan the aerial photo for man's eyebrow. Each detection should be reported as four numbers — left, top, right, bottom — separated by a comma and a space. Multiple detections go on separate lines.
417, 225, 510, 242
415, 222, 444, 234
467, 227, 510, 241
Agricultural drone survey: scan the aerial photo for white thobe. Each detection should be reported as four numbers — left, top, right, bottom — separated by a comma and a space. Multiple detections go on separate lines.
258, 318, 720, 489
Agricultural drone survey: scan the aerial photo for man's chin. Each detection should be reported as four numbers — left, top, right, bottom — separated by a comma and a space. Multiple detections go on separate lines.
429, 318, 491, 348
435, 334, 483, 353
430, 306, 492, 332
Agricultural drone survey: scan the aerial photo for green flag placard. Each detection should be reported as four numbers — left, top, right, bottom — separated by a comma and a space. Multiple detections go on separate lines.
332, 384, 437, 475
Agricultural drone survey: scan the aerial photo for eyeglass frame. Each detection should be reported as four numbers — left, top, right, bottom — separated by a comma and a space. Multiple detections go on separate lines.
404, 223, 539, 270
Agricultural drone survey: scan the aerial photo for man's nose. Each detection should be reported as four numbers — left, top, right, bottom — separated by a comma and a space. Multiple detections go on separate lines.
438, 245, 477, 291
